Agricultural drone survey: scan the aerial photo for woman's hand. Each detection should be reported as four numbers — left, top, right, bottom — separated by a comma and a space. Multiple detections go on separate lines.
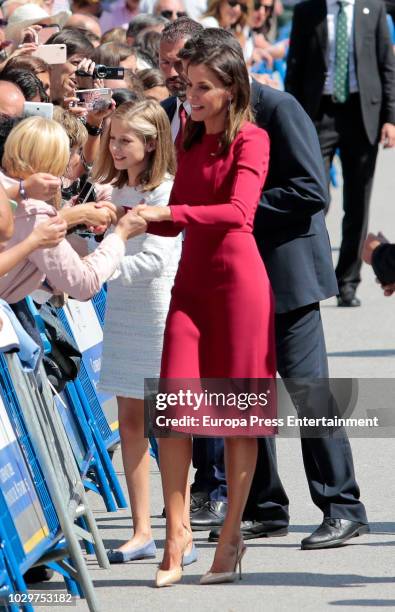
6, 42, 38, 62
134, 204, 172, 223
86, 98, 116, 128
83, 202, 117, 230
29, 216, 67, 249
66, 96, 88, 118
114, 210, 147, 241
24, 173, 61, 201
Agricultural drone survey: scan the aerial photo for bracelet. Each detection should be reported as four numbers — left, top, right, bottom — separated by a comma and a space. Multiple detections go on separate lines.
8, 199, 18, 211
19, 179, 27, 200
85, 122, 103, 136
80, 151, 93, 173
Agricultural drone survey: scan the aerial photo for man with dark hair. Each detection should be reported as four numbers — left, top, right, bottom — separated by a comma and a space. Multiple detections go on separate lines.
179, 28, 369, 551
0, 69, 47, 102
285, 0, 395, 307
159, 16, 203, 99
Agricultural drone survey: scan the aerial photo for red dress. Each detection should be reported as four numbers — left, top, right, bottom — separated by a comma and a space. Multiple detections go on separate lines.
148, 122, 276, 436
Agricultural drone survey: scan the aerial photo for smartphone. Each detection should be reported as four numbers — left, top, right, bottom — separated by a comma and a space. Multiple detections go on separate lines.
32, 44, 67, 65
23, 101, 54, 120
37, 24, 60, 45
76, 88, 112, 112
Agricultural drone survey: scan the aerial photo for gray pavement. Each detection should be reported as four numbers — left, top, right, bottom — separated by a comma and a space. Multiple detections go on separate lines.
52, 148, 395, 611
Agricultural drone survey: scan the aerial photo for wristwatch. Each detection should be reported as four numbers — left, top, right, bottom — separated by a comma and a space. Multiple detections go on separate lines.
85, 122, 103, 137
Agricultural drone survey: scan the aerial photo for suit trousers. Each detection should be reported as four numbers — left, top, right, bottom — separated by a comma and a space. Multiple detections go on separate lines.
191, 437, 227, 502
244, 303, 368, 524
315, 94, 379, 297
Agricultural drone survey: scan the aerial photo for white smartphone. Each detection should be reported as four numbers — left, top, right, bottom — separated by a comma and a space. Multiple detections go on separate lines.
32, 44, 67, 65
23, 101, 54, 120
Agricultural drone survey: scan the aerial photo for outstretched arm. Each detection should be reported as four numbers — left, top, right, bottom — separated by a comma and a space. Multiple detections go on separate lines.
142, 129, 270, 231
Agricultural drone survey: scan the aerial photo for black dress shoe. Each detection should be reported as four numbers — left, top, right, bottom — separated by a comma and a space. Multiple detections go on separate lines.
301, 518, 370, 550
191, 491, 209, 513
24, 566, 54, 584
190, 501, 227, 531
337, 296, 361, 307
208, 520, 289, 542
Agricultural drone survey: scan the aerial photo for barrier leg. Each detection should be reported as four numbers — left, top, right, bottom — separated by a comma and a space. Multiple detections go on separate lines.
74, 380, 127, 509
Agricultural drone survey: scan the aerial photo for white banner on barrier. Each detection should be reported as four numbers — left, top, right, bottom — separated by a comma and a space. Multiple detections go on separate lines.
63, 300, 103, 353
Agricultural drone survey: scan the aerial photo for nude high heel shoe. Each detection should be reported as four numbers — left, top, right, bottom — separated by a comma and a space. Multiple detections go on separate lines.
200, 542, 246, 585
155, 564, 183, 588
155, 528, 194, 588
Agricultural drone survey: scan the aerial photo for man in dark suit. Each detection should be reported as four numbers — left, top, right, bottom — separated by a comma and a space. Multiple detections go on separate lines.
285, 0, 395, 307
178, 28, 369, 550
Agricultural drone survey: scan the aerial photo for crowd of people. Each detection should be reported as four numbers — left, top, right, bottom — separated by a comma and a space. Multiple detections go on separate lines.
0, 0, 394, 591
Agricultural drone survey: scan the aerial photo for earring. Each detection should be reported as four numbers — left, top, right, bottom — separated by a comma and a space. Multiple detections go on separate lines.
228, 97, 233, 112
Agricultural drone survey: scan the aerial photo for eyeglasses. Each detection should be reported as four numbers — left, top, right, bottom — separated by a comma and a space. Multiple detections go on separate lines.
227, 0, 249, 13
160, 10, 187, 19
253, 1, 273, 11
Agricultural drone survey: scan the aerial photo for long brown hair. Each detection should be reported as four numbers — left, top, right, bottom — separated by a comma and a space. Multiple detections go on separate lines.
93, 100, 176, 191
182, 44, 253, 156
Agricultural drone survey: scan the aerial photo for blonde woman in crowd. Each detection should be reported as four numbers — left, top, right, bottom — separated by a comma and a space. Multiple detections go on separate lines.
0, 116, 145, 304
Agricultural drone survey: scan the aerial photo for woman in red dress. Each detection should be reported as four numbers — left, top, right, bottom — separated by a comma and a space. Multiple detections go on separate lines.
136, 42, 276, 586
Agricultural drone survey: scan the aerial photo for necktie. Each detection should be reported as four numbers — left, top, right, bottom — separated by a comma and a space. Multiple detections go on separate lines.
174, 104, 187, 154
334, 0, 349, 103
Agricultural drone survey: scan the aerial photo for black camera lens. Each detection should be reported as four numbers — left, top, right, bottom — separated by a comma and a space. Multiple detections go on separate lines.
94, 64, 108, 79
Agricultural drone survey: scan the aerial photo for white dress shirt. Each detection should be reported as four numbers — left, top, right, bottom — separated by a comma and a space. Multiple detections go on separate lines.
324, 0, 359, 95
170, 98, 191, 142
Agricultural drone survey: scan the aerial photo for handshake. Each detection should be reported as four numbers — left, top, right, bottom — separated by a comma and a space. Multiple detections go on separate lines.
103, 200, 172, 242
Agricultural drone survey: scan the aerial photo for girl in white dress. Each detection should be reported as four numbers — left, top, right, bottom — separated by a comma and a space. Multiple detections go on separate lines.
93, 100, 182, 563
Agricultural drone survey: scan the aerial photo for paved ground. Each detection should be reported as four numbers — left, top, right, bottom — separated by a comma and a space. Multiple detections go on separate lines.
50, 148, 395, 612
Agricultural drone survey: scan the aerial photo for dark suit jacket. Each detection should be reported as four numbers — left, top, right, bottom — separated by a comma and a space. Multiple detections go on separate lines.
161, 96, 177, 122
372, 243, 395, 284
251, 81, 338, 313
285, 0, 395, 144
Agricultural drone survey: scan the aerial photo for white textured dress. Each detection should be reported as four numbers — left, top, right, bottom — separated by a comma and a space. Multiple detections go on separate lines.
98, 177, 182, 399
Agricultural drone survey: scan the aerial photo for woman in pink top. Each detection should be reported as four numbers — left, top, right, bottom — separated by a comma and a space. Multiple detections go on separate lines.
0, 116, 147, 304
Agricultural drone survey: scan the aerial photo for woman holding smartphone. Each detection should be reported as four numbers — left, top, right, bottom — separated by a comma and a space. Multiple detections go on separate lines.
136, 42, 275, 586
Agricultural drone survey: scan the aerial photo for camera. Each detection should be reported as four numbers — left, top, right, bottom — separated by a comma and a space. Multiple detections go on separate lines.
76, 64, 125, 79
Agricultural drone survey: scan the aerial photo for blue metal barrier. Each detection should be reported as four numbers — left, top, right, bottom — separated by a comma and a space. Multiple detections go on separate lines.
56, 300, 127, 509
0, 362, 80, 608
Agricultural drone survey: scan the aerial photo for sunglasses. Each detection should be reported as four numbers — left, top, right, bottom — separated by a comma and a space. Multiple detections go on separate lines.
227, 0, 249, 13
160, 10, 187, 19
253, 1, 273, 10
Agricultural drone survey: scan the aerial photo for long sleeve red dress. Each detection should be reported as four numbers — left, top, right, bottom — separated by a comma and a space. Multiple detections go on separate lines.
148, 121, 277, 435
